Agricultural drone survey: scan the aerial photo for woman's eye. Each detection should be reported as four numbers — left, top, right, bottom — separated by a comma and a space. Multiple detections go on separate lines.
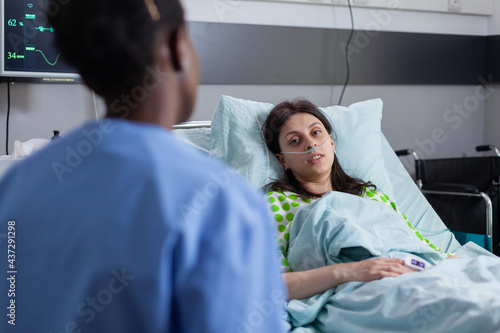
290, 139, 299, 145
313, 130, 321, 135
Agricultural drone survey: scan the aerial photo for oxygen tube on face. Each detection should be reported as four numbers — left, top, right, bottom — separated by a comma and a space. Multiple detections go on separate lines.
279, 137, 329, 154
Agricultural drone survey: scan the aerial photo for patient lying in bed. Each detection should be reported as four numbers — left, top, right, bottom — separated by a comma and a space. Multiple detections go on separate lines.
262, 98, 500, 332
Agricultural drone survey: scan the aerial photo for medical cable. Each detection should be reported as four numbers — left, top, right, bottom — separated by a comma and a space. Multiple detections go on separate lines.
338, 0, 354, 106
280, 137, 329, 154
92, 90, 99, 120
416, 227, 450, 236
5, 78, 11, 155
182, 140, 210, 154
414, 226, 454, 253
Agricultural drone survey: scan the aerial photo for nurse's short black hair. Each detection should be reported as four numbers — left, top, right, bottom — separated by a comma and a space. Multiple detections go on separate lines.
47, 0, 184, 100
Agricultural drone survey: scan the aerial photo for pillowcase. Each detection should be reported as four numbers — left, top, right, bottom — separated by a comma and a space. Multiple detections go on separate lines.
209, 95, 284, 188
209, 95, 395, 199
322, 99, 394, 198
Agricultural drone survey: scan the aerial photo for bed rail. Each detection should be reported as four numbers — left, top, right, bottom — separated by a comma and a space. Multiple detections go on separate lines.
173, 121, 212, 129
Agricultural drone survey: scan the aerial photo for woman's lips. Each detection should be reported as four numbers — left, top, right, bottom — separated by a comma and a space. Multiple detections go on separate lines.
307, 153, 324, 164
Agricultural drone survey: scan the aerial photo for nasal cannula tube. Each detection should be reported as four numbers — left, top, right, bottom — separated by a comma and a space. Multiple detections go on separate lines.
279, 138, 329, 154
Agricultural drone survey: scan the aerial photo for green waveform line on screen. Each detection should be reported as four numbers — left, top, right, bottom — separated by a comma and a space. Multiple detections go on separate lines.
34, 49, 61, 66
35, 26, 54, 33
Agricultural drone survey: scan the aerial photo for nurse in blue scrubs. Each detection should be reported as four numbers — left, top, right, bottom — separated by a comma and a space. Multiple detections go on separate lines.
0, 0, 286, 332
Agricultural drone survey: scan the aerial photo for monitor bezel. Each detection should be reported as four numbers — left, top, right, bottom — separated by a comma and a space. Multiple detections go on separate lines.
0, 0, 80, 79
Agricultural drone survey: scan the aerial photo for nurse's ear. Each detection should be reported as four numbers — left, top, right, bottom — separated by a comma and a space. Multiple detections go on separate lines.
155, 24, 200, 124
156, 26, 181, 71
156, 25, 199, 73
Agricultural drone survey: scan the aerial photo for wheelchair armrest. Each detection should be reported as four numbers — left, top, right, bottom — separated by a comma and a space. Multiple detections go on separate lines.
476, 145, 495, 152
475, 145, 500, 157
421, 183, 480, 194
421, 183, 494, 250
395, 149, 412, 157
394, 149, 424, 181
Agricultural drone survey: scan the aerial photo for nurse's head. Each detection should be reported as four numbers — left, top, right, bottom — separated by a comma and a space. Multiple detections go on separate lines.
263, 98, 374, 198
48, 0, 200, 127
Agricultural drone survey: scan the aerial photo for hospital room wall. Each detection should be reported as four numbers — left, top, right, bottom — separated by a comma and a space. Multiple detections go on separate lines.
0, 83, 98, 155
487, 0, 500, 35
193, 84, 486, 160
0, 0, 497, 160
484, 2, 500, 148
0, 81, 486, 161
484, 88, 500, 147
187, 0, 492, 159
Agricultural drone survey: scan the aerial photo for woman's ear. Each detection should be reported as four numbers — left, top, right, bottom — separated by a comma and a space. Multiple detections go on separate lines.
276, 153, 287, 169
330, 134, 335, 152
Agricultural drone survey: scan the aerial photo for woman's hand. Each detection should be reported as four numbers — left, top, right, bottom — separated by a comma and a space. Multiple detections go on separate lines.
337, 257, 414, 284
283, 257, 413, 300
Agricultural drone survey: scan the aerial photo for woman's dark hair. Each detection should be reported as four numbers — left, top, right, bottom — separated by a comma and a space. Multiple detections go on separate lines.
262, 98, 376, 199
47, 0, 184, 101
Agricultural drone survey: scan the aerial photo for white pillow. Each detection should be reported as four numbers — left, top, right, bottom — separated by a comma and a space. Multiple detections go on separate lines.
209, 95, 395, 199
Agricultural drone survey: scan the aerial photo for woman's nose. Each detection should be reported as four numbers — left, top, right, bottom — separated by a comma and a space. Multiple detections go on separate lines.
306, 139, 317, 151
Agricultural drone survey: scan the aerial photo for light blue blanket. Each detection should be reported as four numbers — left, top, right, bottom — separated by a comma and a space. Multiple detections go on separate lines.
286, 192, 500, 332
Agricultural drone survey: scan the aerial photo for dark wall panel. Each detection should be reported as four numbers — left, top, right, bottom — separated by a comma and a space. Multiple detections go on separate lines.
486, 35, 500, 83
188, 21, 486, 85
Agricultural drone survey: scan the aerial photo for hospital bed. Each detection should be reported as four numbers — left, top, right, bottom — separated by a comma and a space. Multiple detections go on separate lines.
173, 95, 461, 256
172, 96, 500, 331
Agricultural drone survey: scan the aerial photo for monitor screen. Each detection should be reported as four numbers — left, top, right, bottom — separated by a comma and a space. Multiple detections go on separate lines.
0, 0, 79, 79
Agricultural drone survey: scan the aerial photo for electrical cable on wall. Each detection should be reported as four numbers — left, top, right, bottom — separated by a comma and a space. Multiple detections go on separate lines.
0, 77, 4, 154
338, 0, 354, 106
92, 90, 99, 120
5, 78, 11, 155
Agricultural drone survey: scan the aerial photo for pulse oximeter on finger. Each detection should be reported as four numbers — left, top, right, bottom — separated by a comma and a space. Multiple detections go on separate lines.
404, 257, 428, 271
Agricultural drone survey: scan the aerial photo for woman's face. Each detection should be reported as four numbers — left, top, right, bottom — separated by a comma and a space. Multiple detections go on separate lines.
276, 113, 335, 182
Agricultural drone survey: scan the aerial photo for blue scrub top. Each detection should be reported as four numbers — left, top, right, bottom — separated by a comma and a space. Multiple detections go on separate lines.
0, 119, 286, 332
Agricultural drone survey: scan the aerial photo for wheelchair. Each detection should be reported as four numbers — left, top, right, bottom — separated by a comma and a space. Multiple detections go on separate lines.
396, 145, 500, 256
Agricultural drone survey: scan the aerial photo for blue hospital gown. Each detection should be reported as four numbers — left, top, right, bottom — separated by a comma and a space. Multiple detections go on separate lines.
0, 119, 286, 333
